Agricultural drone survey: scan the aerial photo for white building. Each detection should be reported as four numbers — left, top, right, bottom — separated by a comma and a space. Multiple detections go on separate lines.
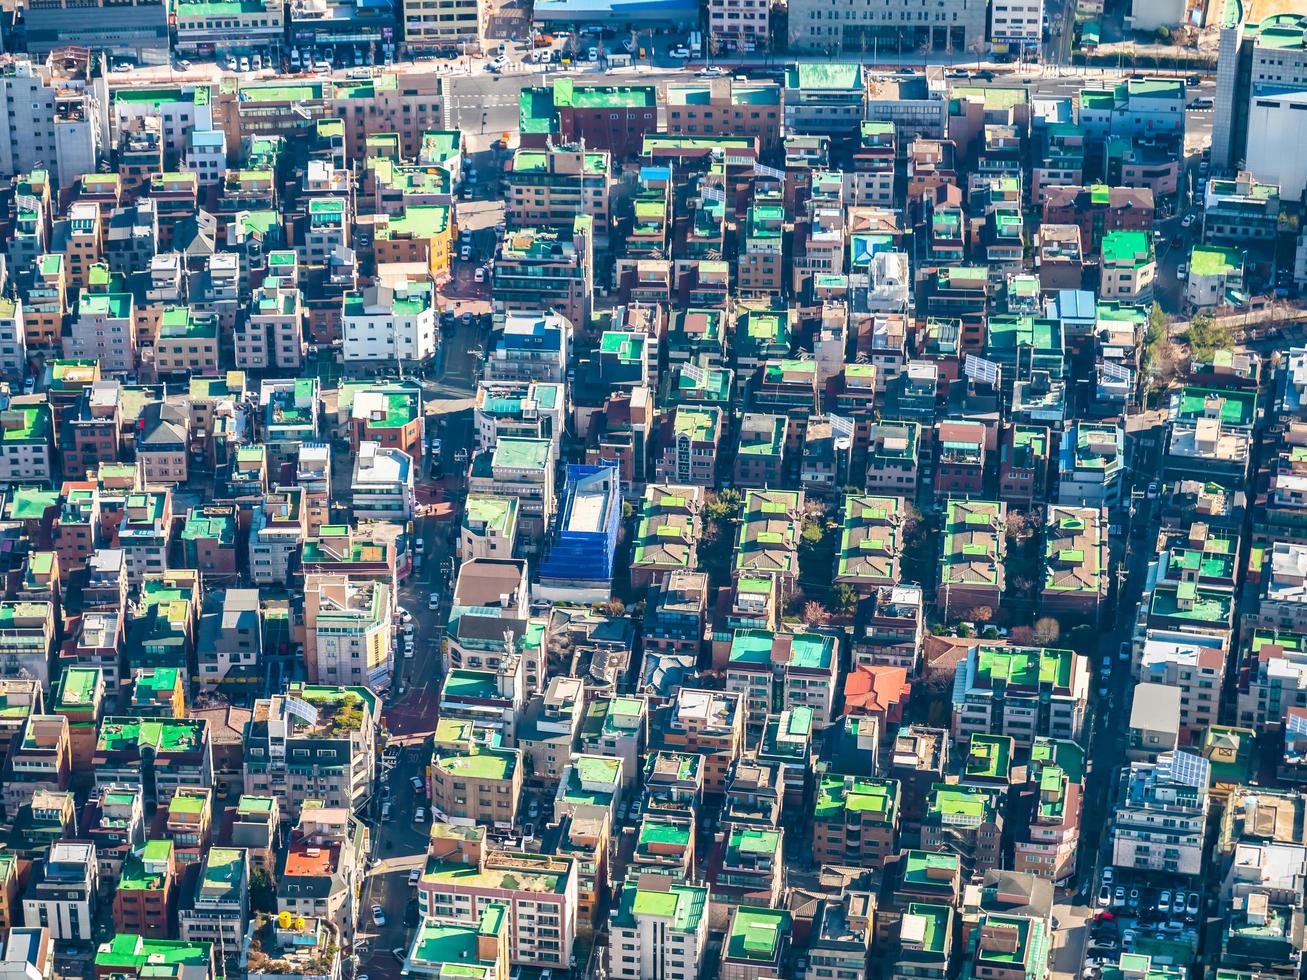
991, 0, 1044, 49
1127, 0, 1184, 32
342, 281, 438, 364
303, 575, 393, 692
1111, 751, 1210, 878
350, 442, 414, 521
708, 0, 769, 50
21, 842, 97, 940
111, 83, 215, 161
0, 298, 27, 380
608, 878, 709, 980
184, 129, 226, 188
1245, 87, 1307, 201
0, 55, 107, 190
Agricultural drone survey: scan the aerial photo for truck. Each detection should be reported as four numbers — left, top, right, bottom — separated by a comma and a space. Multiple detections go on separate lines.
689, 31, 702, 57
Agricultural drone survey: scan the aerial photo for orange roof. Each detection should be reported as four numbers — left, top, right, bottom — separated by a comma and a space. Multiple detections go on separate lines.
283, 842, 339, 877
843, 664, 910, 714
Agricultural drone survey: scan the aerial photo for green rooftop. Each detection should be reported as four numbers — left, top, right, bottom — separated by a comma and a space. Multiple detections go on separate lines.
726, 907, 790, 962
814, 774, 898, 821
785, 63, 863, 90
614, 880, 707, 931
435, 747, 517, 782
1101, 229, 1153, 266
973, 645, 1076, 691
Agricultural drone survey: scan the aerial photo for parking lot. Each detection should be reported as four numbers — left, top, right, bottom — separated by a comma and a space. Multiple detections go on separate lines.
1079, 870, 1206, 975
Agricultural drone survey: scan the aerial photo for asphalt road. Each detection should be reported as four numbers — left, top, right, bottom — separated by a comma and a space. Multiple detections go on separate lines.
347, 319, 486, 980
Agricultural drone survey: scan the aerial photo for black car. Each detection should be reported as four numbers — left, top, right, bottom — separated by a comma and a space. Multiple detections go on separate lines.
975, 69, 995, 80
1186, 74, 1201, 85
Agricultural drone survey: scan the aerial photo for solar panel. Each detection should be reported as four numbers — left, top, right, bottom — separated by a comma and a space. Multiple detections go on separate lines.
1288, 712, 1307, 739
754, 163, 785, 181
1100, 361, 1131, 383
964, 354, 999, 385
700, 185, 725, 204
1164, 750, 1210, 788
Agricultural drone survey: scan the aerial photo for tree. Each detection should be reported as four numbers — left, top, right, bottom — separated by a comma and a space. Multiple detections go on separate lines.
1006, 509, 1038, 543
967, 606, 994, 624
1142, 301, 1175, 391
705, 488, 741, 523
249, 868, 276, 915
1009, 625, 1036, 645
602, 598, 627, 617
802, 600, 830, 625
1185, 313, 1234, 363
1033, 616, 1062, 645
831, 583, 859, 615
801, 518, 825, 547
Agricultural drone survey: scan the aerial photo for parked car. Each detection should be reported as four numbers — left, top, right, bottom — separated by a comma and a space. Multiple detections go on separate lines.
1177, 263, 1188, 280
1158, 890, 1172, 914
1186, 892, 1201, 917
414, 808, 426, 823
409, 868, 421, 885
474, 267, 486, 283
411, 776, 425, 792
1113, 886, 1125, 906
669, 44, 689, 58
372, 905, 386, 926
1097, 885, 1112, 908
1181, 213, 1196, 228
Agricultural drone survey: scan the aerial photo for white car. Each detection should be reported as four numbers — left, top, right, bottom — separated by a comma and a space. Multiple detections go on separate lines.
696, 66, 726, 77
411, 776, 425, 792
409, 868, 421, 885
587, 46, 598, 60
414, 538, 425, 554
1181, 213, 1195, 228
414, 808, 427, 823
460, 245, 473, 261
239, 56, 250, 72
252, 54, 263, 70
474, 267, 486, 283
490, 55, 508, 69
1177, 263, 1188, 280
371, 905, 386, 926
429, 592, 441, 610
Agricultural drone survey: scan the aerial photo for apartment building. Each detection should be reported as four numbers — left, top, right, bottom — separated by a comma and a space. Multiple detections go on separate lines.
418, 825, 576, 969
1111, 751, 1211, 878
244, 685, 378, 819
507, 145, 610, 232
608, 877, 709, 980
302, 575, 393, 691
94, 716, 212, 806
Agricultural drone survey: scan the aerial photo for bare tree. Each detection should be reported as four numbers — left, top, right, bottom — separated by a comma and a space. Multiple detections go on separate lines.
802, 600, 830, 625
